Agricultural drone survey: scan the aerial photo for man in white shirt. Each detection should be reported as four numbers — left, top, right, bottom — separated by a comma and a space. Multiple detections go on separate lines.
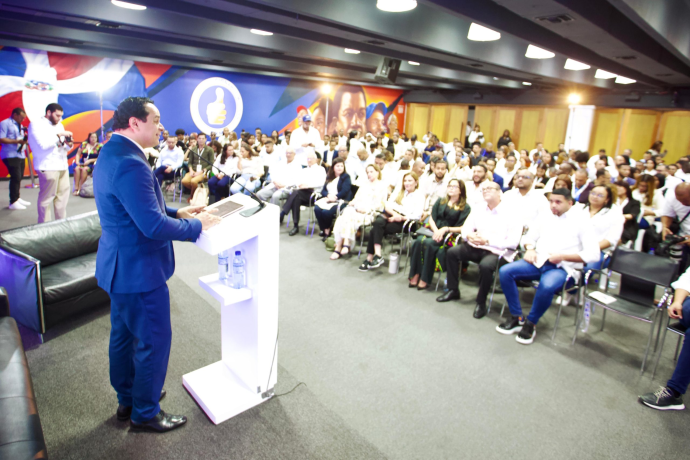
675, 159, 690, 183
158, 130, 169, 150
420, 160, 449, 222
465, 164, 489, 209
281, 151, 327, 236
289, 115, 322, 166
437, 182, 521, 319
28, 102, 73, 223
502, 169, 550, 231
387, 133, 406, 160
323, 138, 338, 169
257, 147, 301, 205
495, 155, 519, 190
259, 139, 284, 176
544, 163, 575, 193
496, 188, 599, 345
657, 164, 683, 194
351, 148, 375, 185
219, 127, 232, 146
661, 183, 690, 247
406, 134, 425, 158
153, 136, 184, 185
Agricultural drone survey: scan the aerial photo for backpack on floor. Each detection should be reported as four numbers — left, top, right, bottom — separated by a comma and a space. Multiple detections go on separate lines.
190, 183, 209, 207
79, 176, 94, 198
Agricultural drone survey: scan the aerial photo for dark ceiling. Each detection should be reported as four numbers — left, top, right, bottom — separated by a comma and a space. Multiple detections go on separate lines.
1, 0, 689, 96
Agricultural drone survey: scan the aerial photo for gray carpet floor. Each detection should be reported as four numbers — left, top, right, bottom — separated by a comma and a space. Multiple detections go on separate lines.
1, 180, 689, 459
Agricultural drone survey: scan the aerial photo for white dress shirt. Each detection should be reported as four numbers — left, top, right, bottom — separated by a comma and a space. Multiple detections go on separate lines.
502, 188, 550, 231
672, 266, 690, 292
468, 131, 484, 145
156, 146, 184, 169
259, 147, 284, 173
461, 200, 521, 260
495, 166, 518, 188
661, 193, 690, 236
299, 163, 327, 189
423, 174, 449, 213
464, 179, 488, 209
289, 126, 322, 165
213, 155, 239, 175
271, 159, 302, 187
28, 116, 70, 171
632, 189, 665, 224
675, 170, 690, 182
523, 206, 601, 278
574, 203, 624, 248
387, 190, 425, 221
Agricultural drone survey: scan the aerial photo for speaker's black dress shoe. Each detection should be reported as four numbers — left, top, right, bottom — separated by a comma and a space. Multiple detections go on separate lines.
288, 226, 299, 236
279, 212, 285, 224
130, 410, 187, 433
473, 304, 487, 319
436, 290, 460, 302
117, 389, 167, 421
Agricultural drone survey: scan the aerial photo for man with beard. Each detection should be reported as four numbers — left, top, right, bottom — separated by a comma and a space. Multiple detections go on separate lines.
465, 164, 489, 208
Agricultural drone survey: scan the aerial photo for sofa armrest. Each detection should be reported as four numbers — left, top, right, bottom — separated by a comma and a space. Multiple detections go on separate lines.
0, 287, 8, 317
0, 246, 43, 333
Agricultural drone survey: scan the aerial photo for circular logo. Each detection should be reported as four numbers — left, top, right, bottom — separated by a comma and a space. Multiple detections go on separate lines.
190, 77, 243, 134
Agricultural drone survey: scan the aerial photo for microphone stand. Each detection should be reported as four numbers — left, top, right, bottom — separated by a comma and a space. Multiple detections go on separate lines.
193, 150, 266, 217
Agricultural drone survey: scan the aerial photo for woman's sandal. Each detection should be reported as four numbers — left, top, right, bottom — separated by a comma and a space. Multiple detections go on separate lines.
341, 245, 351, 256
330, 251, 342, 260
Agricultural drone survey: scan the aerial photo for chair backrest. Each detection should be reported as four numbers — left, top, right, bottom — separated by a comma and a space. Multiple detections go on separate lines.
350, 184, 359, 197
609, 246, 678, 303
0, 211, 101, 267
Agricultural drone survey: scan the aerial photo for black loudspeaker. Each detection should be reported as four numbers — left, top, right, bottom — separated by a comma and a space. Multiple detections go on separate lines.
375, 58, 401, 84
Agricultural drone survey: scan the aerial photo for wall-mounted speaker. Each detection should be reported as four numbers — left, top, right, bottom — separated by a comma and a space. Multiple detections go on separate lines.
375, 58, 401, 84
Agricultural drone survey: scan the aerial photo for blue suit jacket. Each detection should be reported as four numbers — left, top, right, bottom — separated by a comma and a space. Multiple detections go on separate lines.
93, 134, 202, 294
320, 173, 353, 201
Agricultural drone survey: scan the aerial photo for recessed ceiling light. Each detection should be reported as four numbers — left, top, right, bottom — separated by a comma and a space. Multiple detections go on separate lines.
250, 29, 273, 36
467, 23, 501, 42
525, 45, 555, 59
568, 93, 581, 104
408, 61, 420, 66
344, 48, 360, 54
595, 69, 617, 79
111, 0, 146, 10
522, 82, 532, 86
615, 76, 636, 84
564, 58, 590, 70
377, 0, 417, 12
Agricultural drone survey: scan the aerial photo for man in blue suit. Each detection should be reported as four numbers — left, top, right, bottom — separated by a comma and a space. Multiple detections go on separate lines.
93, 97, 220, 433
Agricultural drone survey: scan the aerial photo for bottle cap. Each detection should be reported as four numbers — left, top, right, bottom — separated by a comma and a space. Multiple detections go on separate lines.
235, 250, 241, 255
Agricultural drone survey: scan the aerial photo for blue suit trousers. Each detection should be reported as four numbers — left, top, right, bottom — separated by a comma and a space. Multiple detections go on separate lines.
109, 283, 171, 423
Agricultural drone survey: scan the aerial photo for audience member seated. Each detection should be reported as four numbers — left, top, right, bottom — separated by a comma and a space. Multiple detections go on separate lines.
314, 158, 353, 240
420, 159, 449, 222
72, 132, 102, 196
544, 163, 573, 193
577, 184, 624, 275
230, 141, 264, 196
359, 172, 424, 272
182, 132, 214, 198
281, 151, 327, 236
614, 180, 641, 244
323, 138, 338, 169
533, 162, 548, 189
465, 164, 489, 208
657, 163, 683, 194
208, 143, 239, 203
257, 147, 301, 205
633, 174, 664, 229
572, 169, 591, 202
259, 139, 284, 177
330, 164, 388, 260
617, 160, 636, 186
639, 265, 690, 410
154, 135, 184, 187
495, 154, 518, 190
408, 179, 471, 290
502, 169, 549, 230
484, 158, 504, 190
497, 189, 599, 345
437, 181, 520, 318
546, 174, 572, 198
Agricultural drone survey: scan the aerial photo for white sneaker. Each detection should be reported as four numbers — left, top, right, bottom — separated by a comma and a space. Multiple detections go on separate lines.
17, 198, 31, 206
9, 201, 26, 210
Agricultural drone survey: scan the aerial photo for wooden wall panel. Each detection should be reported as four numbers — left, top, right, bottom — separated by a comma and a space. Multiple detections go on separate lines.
430, 105, 450, 142
589, 109, 624, 155
518, 110, 541, 152
542, 108, 569, 153
406, 104, 430, 141
474, 106, 496, 146
447, 105, 468, 141
495, 109, 516, 146
658, 111, 690, 164
619, 109, 659, 160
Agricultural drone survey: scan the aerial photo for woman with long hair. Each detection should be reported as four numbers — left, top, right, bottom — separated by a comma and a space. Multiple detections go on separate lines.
208, 143, 239, 203
497, 129, 511, 149
614, 180, 641, 244
533, 163, 548, 189
408, 179, 471, 290
330, 164, 388, 260
579, 184, 624, 273
632, 174, 663, 228
468, 124, 484, 145
359, 172, 425, 271
314, 157, 353, 240
230, 142, 264, 195
73, 132, 102, 196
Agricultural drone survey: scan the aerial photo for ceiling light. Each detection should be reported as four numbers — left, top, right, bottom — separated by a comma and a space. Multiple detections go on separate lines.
344, 48, 360, 54
408, 61, 420, 66
493, 77, 499, 80
567, 93, 581, 104
525, 45, 555, 59
564, 59, 590, 71
467, 23, 501, 42
615, 76, 636, 84
250, 29, 273, 36
377, 0, 417, 12
522, 82, 532, 86
321, 84, 332, 94
111, 0, 146, 10
595, 69, 617, 79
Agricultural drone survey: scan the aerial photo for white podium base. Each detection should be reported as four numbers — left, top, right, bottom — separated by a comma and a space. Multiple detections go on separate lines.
182, 361, 273, 425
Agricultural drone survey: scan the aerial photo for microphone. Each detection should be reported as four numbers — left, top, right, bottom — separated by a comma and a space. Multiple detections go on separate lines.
192, 150, 266, 217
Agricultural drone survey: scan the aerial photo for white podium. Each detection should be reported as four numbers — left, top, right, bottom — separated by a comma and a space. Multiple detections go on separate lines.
182, 194, 279, 424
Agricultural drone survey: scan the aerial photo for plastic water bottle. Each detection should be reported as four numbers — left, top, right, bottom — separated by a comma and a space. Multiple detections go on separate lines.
232, 250, 246, 289
218, 250, 229, 285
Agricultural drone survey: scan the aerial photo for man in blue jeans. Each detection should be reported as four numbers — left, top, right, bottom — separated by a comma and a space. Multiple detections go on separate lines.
497, 188, 599, 344
639, 268, 690, 410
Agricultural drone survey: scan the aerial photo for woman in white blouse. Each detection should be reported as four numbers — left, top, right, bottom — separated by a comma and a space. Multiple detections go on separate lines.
359, 172, 424, 271
230, 142, 264, 195
577, 184, 624, 273
632, 174, 664, 229
467, 124, 484, 145
330, 164, 388, 260
208, 143, 239, 203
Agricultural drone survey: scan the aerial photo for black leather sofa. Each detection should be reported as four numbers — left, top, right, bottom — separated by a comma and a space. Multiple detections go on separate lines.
0, 287, 49, 459
0, 211, 110, 334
